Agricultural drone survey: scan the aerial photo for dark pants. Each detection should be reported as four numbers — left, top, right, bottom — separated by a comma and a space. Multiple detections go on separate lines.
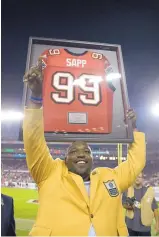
128, 228, 151, 236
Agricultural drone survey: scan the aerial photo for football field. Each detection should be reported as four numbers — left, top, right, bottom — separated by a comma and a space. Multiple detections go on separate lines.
2, 187, 38, 236
2, 187, 159, 236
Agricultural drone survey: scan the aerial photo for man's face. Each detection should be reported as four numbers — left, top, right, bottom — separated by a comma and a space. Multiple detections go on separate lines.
135, 173, 143, 185
65, 141, 93, 180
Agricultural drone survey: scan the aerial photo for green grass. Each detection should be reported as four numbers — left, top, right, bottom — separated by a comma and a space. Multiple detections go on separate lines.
1, 187, 159, 236
2, 187, 38, 236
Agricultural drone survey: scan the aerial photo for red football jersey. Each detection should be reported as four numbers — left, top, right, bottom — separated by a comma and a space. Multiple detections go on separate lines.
41, 48, 115, 134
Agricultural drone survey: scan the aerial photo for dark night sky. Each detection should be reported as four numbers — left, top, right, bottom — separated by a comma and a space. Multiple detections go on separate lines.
1, 0, 159, 140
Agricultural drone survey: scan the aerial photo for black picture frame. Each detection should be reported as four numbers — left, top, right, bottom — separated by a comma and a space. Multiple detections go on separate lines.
20, 37, 133, 143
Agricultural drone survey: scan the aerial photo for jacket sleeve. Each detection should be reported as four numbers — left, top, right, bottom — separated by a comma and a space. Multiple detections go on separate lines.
23, 108, 56, 184
114, 132, 146, 193
117, 196, 128, 237
7, 198, 16, 236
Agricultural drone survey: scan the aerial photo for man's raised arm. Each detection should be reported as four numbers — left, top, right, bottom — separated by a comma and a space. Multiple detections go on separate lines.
114, 110, 146, 192
23, 59, 55, 185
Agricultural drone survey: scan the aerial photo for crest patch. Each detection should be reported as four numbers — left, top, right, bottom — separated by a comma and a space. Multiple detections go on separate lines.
103, 180, 119, 197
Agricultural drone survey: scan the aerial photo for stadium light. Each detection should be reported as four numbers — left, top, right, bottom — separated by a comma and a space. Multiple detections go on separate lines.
1, 110, 24, 121
151, 103, 159, 117
107, 73, 121, 82
73, 76, 102, 86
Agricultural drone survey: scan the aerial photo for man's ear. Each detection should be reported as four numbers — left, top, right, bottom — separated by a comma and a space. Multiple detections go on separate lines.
65, 156, 68, 164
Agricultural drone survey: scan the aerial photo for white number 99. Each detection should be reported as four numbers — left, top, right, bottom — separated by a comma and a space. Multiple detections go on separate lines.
51, 72, 101, 105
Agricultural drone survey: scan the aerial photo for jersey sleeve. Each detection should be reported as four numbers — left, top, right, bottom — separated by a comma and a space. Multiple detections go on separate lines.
103, 56, 116, 91
103, 55, 113, 74
40, 49, 48, 70
40, 48, 61, 70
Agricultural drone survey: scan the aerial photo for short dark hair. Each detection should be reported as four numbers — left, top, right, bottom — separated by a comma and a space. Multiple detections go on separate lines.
67, 141, 88, 153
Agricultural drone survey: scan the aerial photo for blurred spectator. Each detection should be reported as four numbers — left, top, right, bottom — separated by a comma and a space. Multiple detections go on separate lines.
1, 159, 33, 184
1, 158, 159, 186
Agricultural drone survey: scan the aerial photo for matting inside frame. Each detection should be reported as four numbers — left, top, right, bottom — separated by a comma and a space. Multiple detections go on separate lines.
23, 38, 133, 143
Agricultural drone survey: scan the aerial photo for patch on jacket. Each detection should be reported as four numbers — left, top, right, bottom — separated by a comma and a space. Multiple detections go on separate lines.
103, 180, 119, 197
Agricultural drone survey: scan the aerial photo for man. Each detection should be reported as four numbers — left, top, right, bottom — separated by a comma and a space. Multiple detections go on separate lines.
122, 172, 159, 236
23, 59, 146, 236
1, 194, 16, 236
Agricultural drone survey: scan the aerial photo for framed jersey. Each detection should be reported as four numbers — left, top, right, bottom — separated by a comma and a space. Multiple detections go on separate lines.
21, 37, 134, 143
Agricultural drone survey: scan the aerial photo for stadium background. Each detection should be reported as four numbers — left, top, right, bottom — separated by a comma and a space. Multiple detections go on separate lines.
1, 121, 159, 236
2, 0, 159, 236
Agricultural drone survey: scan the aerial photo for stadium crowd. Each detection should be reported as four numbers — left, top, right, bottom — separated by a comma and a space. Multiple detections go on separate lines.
1, 158, 159, 187
1, 159, 33, 185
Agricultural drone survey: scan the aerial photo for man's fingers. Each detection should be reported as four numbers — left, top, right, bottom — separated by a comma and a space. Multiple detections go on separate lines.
32, 63, 43, 80
126, 109, 135, 117
127, 112, 135, 118
128, 109, 134, 113
31, 73, 37, 77
23, 69, 42, 82
23, 57, 44, 84
126, 113, 136, 121
23, 76, 28, 82
23, 71, 30, 82
127, 115, 136, 120
37, 57, 44, 71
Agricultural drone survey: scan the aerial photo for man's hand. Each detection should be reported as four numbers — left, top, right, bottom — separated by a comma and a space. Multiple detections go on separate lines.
126, 109, 137, 129
23, 57, 43, 97
123, 203, 134, 210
